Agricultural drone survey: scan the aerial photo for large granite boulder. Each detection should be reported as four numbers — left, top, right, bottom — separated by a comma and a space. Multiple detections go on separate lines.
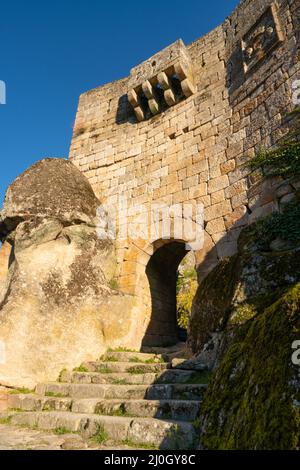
0, 159, 136, 388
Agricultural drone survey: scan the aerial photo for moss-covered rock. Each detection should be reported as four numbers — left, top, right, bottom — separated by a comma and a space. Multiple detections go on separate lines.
189, 244, 300, 359
189, 255, 240, 354
200, 284, 300, 450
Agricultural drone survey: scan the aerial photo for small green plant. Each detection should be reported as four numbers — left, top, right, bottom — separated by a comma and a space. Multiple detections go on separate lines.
9, 387, 34, 395
251, 201, 300, 244
128, 356, 143, 363
96, 367, 113, 374
104, 404, 128, 417
0, 415, 12, 425
230, 303, 257, 325
109, 278, 119, 291
91, 424, 109, 444
246, 107, 300, 178
192, 417, 202, 431
145, 358, 159, 364
103, 355, 118, 362
166, 424, 182, 450
45, 391, 65, 398
54, 427, 73, 435
73, 365, 89, 373
177, 278, 198, 329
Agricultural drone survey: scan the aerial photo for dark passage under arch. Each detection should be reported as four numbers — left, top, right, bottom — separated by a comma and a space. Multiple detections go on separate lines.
142, 241, 190, 348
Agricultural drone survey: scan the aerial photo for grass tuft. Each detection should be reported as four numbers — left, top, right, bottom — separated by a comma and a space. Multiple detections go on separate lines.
91, 424, 108, 444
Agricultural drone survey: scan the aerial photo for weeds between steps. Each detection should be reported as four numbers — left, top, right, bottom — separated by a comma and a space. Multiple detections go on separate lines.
54, 426, 75, 435
0, 415, 12, 425
91, 424, 109, 444
96, 367, 114, 374
73, 365, 89, 373
9, 387, 34, 395
45, 391, 65, 398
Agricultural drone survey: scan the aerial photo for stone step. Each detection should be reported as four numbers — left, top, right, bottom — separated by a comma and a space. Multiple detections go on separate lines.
81, 361, 170, 374
102, 351, 169, 363
9, 394, 201, 421
141, 342, 186, 355
8, 411, 197, 449
60, 369, 196, 385
35, 383, 207, 401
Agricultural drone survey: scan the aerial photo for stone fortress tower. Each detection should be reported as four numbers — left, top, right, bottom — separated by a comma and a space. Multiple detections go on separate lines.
69, 0, 299, 346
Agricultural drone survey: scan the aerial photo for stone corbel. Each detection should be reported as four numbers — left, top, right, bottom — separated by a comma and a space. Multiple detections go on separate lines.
157, 72, 176, 107
142, 80, 159, 115
128, 89, 144, 122
174, 62, 196, 98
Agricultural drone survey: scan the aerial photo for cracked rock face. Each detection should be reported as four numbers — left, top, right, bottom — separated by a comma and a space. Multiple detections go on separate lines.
0, 159, 136, 388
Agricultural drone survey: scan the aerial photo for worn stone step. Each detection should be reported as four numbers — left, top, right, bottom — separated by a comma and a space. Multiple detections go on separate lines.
8, 394, 72, 412
35, 382, 207, 401
60, 369, 196, 385
81, 361, 170, 374
141, 343, 186, 355
9, 394, 201, 421
73, 398, 201, 421
102, 351, 168, 363
9, 411, 197, 449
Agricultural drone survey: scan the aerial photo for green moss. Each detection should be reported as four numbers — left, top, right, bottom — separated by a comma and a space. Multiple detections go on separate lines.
91, 424, 108, 444
128, 357, 144, 363
189, 255, 240, 353
0, 415, 12, 425
96, 367, 113, 374
229, 303, 257, 325
248, 202, 300, 245
54, 426, 74, 435
109, 347, 137, 353
9, 388, 34, 395
186, 370, 212, 385
200, 283, 300, 450
102, 355, 118, 362
73, 365, 89, 373
108, 278, 119, 291
45, 391, 65, 398
246, 107, 300, 178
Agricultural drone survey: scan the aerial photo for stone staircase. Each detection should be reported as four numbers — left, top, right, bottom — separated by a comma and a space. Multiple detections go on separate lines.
3, 349, 208, 450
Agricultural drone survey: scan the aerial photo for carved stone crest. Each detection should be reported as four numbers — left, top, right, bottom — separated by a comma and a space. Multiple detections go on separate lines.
241, 3, 284, 73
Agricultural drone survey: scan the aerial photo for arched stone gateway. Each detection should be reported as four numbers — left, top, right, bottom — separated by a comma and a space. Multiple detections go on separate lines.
143, 240, 191, 348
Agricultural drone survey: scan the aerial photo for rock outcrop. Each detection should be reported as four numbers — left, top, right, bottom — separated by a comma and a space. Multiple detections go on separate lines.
189, 206, 300, 449
0, 159, 137, 388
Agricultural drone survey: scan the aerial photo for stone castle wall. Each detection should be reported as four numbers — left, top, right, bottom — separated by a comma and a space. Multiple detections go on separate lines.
68, 0, 299, 344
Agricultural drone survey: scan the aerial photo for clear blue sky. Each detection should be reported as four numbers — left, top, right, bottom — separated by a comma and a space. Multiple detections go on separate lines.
0, 0, 239, 205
